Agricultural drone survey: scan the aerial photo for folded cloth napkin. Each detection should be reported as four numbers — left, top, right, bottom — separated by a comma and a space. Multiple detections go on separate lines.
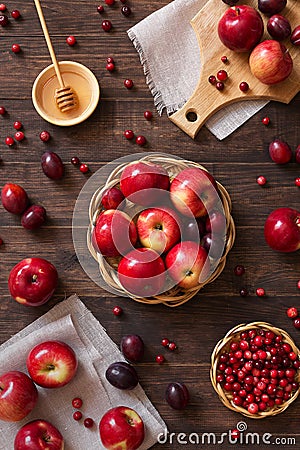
0, 294, 166, 449
127, 0, 267, 140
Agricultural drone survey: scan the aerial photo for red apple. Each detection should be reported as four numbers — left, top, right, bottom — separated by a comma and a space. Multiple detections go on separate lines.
101, 187, 125, 210
1, 183, 29, 214
26, 340, 78, 388
118, 247, 166, 297
165, 241, 209, 288
264, 207, 300, 252
94, 209, 137, 257
0, 371, 38, 422
8, 258, 58, 307
120, 161, 170, 206
170, 167, 218, 218
218, 5, 264, 52
137, 207, 181, 254
249, 40, 293, 85
99, 406, 145, 450
14, 419, 64, 450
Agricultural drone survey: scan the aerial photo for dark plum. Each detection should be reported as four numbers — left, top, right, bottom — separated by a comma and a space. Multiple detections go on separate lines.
182, 218, 205, 242
120, 335, 144, 363
41, 151, 64, 180
205, 210, 226, 234
201, 233, 225, 259
258, 0, 287, 16
267, 14, 291, 40
291, 26, 300, 46
105, 361, 138, 390
296, 145, 300, 164
268, 139, 292, 164
1, 183, 29, 215
165, 382, 190, 410
222, 0, 239, 5
21, 205, 46, 230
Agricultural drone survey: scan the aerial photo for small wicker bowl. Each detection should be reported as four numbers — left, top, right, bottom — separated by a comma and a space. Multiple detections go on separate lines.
210, 322, 300, 419
87, 153, 235, 307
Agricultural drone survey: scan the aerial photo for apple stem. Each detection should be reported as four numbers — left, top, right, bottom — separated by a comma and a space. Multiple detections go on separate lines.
32, 274, 38, 283
234, 6, 240, 15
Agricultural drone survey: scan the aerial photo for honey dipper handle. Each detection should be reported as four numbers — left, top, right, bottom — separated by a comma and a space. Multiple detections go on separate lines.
33, 0, 64, 88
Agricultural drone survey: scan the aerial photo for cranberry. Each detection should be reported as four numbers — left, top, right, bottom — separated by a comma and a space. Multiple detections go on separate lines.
124, 79, 134, 89
269, 139, 292, 164
66, 35, 76, 46
161, 338, 169, 347
144, 110, 153, 120
256, 288, 265, 297
168, 342, 177, 351
267, 14, 291, 41
233, 395, 243, 406
73, 411, 82, 421
287, 307, 299, 318
239, 288, 248, 297
15, 131, 24, 141
0, 14, 9, 26
291, 25, 300, 46
97, 5, 104, 13
80, 163, 89, 173
71, 156, 80, 166
156, 355, 165, 364
135, 135, 146, 146
0, 238, 3, 246
221, 55, 228, 63
234, 264, 245, 276
5, 136, 14, 146
39, 130, 50, 142
106, 62, 115, 72
293, 318, 300, 329
256, 175, 267, 186
217, 70, 228, 81
113, 305, 123, 316
262, 116, 270, 125
11, 44, 21, 53
13, 121, 22, 130
83, 418, 94, 428
239, 81, 249, 92
0, 106, 6, 115
120, 0, 127, 3
208, 75, 216, 84
72, 397, 83, 409
297, 279, 300, 289
11, 9, 20, 19
105, 0, 115, 4
102, 20, 112, 31
121, 5, 131, 16
0, 4, 6, 12
295, 178, 300, 187
107, 57, 114, 64
216, 81, 224, 91
124, 129, 134, 140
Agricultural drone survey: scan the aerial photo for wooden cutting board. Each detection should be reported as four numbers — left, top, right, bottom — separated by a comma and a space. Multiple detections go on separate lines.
169, 0, 300, 139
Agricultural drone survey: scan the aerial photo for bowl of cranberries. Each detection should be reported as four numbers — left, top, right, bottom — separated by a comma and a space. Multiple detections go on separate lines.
210, 322, 300, 418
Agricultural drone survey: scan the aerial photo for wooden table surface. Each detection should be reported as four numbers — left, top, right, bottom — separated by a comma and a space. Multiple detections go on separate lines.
0, 1, 300, 449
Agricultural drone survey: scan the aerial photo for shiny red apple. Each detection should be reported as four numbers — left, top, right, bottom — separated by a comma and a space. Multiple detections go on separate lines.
8, 257, 58, 306
120, 161, 170, 206
264, 207, 300, 252
249, 40, 293, 85
137, 207, 181, 254
99, 406, 145, 450
0, 371, 38, 422
170, 167, 218, 218
118, 247, 166, 297
1, 183, 29, 214
165, 241, 209, 288
26, 340, 78, 388
218, 5, 264, 52
94, 209, 137, 257
14, 419, 64, 450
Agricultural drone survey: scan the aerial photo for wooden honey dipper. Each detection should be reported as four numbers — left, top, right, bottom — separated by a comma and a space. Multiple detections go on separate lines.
33, 0, 78, 113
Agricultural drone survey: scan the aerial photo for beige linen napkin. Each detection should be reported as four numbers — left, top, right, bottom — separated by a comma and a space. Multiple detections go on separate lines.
0, 294, 166, 449
127, 0, 267, 140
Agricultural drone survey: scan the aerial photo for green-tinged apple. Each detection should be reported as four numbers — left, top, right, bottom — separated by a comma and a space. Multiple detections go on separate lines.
8, 258, 58, 306
99, 406, 145, 450
170, 167, 218, 218
137, 207, 181, 254
166, 241, 209, 288
249, 40, 293, 85
118, 247, 166, 297
0, 371, 38, 422
26, 340, 78, 388
14, 419, 64, 450
94, 209, 137, 257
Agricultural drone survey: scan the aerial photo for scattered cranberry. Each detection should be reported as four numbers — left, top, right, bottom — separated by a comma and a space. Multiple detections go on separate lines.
256, 287, 266, 297
84, 418, 94, 428
135, 135, 146, 146
217, 70, 228, 81
11, 9, 20, 19
295, 178, 300, 187
113, 305, 123, 316
161, 338, 170, 347
5, 136, 14, 146
221, 55, 228, 63
124, 79, 134, 89
262, 116, 270, 126
216, 81, 224, 91
231, 429, 240, 439
13, 121, 22, 130
73, 411, 82, 421
234, 264, 245, 276
97, 5, 104, 13
208, 75, 216, 84
239, 288, 248, 297
102, 20, 112, 31
0, 14, 9, 26
144, 110, 153, 120
71, 156, 80, 165
257, 175, 267, 186
121, 5, 131, 16
0, 4, 6, 12
66, 35, 76, 46
11, 44, 21, 53
0, 238, 3, 246
106, 62, 115, 72
0, 106, 6, 115
72, 397, 83, 409
107, 57, 114, 64
239, 81, 249, 92
293, 318, 300, 329
168, 342, 177, 351
105, 0, 115, 4
124, 129, 134, 140
80, 163, 89, 173
156, 355, 165, 364
39, 130, 50, 142
298, 280, 300, 290
15, 131, 25, 141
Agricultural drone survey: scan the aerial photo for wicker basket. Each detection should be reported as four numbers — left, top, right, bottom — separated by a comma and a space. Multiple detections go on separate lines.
87, 153, 235, 307
210, 322, 300, 419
